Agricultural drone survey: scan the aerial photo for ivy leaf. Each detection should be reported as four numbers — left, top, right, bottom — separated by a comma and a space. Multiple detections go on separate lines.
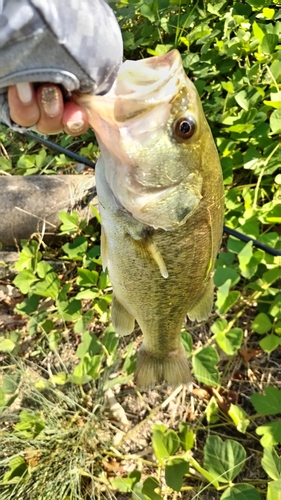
251, 386, 281, 415
228, 404, 250, 434
0, 339, 16, 353
203, 435, 246, 483
33, 272, 60, 299
251, 313, 272, 334
193, 346, 220, 386
178, 422, 194, 451
256, 422, 281, 447
165, 458, 189, 492
261, 34, 278, 54
267, 480, 281, 500
151, 427, 180, 463
111, 470, 141, 493
259, 334, 281, 353
76, 331, 101, 359
261, 447, 281, 480
270, 109, 281, 134
2, 373, 21, 394
215, 279, 240, 314
215, 327, 243, 355
13, 270, 38, 294
220, 483, 261, 500
141, 477, 162, 500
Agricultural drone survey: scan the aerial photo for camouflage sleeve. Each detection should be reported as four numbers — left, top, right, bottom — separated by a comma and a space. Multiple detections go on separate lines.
0, 0, 123, 131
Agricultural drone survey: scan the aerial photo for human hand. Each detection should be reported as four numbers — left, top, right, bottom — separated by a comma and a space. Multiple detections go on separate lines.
8, 82, 90, 136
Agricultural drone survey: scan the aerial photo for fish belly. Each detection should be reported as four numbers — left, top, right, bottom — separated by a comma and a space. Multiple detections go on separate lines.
96, 156, 222, 390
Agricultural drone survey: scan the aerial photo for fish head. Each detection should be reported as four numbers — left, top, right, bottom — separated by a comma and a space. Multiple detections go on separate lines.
77, 50, 219, 230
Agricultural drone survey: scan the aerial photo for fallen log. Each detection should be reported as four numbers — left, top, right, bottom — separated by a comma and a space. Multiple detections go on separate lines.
0, 175, 97, 247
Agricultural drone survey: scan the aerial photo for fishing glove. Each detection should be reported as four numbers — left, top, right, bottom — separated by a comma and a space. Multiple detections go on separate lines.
0, 0, 123, 132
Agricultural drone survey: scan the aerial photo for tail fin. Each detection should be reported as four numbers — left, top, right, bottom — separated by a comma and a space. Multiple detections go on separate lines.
134, 345, 192, 391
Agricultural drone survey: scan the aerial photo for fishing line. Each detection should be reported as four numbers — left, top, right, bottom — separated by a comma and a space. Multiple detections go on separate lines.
24, 131, 96, 169
23, 131, 281, 258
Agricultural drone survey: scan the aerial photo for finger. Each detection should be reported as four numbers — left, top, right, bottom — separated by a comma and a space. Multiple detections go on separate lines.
62, 101, 89, 136
8, 83, 40, 127
36, 84, 64, 134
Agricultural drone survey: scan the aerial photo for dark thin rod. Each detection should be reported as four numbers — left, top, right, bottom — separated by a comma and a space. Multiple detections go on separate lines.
223, 226, 280, 257
23, 132, 280, 257
24, 131, 96, 169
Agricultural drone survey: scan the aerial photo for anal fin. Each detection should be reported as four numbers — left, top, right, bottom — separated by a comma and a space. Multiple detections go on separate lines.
187, 278, 214, 322
111, 295, 135, 336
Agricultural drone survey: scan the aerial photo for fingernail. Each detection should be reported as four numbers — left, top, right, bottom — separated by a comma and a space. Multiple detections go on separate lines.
16, 82, 33, 104
41, 87, 60, 117
66, 120, 85, 133
66, 111, 84, 133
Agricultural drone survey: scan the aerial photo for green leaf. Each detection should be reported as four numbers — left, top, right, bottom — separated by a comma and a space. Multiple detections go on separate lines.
98, 270, 109, 290
74, 311, 94, 334
203, 435, 246, 483
48, 330, 61, 351
261, 34, 278, 54
2, 373, 21, 394
252, 21, 265, 42
62, 236, 88, 260
77, 268, 99, 286
246, 0, 271, 8
111, 470, 141, 493
165, 458, 189, 492
0, 339, 16, 353
235, 91, 249, 111
269, 294, 281, 320
33, 272, 60, 299
270, 110, 281, 134
215, 327, 243, 355
193, 346, 220, 386
15, 409, 45, 438
267, 480, 281, 500
181, 330, 193, 357
13, 270, 38, 294
261, 447, 281, 480
189, 456, 219, 489
214, 267, 240, 287
76, 332, 101, 359
228, 404, 250, 433
251, 313, 272, 334
178, 422, 194, 451
259, 334, 281, 353
215, 279, 240, 314
56, 298, 82, 322
58, 211, 79, 234
164, 430, 180, 456
141, 477, 162, 500
221, 483, 261, 500
1, 456, 27, 484
251, 386, 281, 415
205, 396, 220, 424
140, 4, 155, 22
50, 372, 67, 386
256, 422, 281, 447
151, 427, 179, 463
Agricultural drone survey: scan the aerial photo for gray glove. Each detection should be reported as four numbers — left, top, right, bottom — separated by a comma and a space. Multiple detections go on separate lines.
0, 0, 123, 132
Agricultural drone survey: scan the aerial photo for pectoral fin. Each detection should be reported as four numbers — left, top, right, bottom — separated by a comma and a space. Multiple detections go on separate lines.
187, 278, 214, 321
111, 295, 135, 336
129, 231, 168, 279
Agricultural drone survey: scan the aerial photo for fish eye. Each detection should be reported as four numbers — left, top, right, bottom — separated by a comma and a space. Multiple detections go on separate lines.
173, 116, 196, 140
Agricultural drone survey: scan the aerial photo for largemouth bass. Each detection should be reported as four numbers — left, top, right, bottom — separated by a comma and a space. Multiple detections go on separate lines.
76, 50, 224, 390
